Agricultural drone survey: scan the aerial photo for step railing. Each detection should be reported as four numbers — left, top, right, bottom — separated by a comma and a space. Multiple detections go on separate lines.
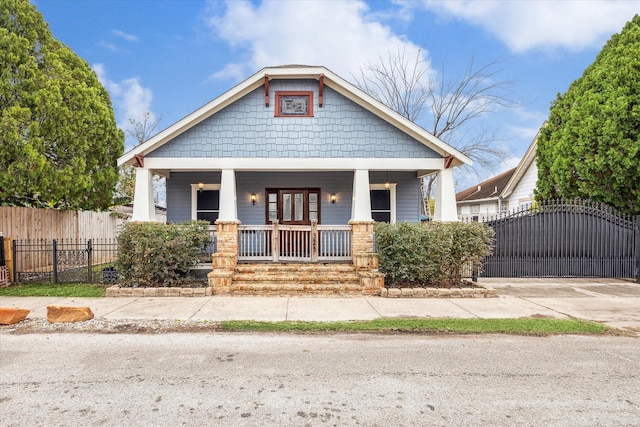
238, 221, 351, 262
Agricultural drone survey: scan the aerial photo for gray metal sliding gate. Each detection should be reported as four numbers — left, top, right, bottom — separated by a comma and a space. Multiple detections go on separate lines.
479, 201, 639, 280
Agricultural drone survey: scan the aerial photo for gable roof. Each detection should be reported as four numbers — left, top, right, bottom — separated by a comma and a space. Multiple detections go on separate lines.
456, 167, 517, 203
500, 125, 540, 198
117, 65, 472, 168
456, 123, 542, 204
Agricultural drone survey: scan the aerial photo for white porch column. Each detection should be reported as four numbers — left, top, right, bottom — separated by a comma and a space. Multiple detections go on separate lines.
351, 169, 372, 221
131, 168, 156, 222
433, 168, 459, 222
217, 168, 238, 221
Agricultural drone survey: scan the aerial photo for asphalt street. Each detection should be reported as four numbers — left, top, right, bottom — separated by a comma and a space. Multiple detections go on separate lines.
1, 333, 639, 426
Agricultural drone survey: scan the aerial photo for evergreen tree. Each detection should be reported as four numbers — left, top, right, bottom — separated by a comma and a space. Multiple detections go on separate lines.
0, 0, 124, 209
536, 15, 640, 214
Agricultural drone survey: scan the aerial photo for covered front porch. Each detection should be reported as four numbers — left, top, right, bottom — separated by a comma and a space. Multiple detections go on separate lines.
133, 166, 459, 253
131, 162, 459, 294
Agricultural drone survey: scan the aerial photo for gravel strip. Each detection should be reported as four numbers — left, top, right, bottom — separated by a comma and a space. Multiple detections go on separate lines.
0, 318, 223, 334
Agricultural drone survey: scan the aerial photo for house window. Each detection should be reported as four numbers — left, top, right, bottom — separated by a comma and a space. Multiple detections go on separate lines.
519, 198, 533, 210
500, 201, 509, 213
470, 204, 480, 214
275, 91, 313, 117
191, 184, 220, 225
370, 184, 396, 223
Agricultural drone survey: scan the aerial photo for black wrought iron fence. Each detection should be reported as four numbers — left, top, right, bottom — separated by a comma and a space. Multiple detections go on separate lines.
10, 232, 217, 285
470, 200, 640, 281
12, 238, 119, 284
0, 233, 8, 287
0, 233, 5, 267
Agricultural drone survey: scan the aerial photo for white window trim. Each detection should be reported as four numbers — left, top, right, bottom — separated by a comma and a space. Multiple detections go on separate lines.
370, 183, 397, 223
518, 197, 533, 209
191, 184, 221, 226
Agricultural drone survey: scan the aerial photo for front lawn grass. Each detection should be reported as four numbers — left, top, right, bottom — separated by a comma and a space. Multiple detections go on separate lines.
220, 318, 613, 336
0, 282, 105, 298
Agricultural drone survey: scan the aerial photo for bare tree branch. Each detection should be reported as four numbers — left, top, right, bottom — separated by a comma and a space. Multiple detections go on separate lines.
126, 112, 162, 146
355, 47, 430, 122
117, 112, 164, 204
353, 48, 517, 215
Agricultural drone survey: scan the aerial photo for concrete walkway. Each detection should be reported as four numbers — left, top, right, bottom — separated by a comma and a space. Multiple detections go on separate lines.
1, 278, 639, 332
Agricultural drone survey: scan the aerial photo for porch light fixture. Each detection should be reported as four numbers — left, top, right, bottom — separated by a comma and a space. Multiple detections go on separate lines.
251, 193, 257, 205
330, 193, 336, 204
198, 170, 204, 193
385, 171, 390, 190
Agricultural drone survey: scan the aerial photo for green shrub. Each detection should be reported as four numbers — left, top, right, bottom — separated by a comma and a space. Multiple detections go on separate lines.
116, 220, 210, 287
375, 222, 494, 287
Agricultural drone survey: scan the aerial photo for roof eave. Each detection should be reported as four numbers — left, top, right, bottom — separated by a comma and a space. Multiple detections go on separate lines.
316, 68, 472, 167
457, 195, 500, 204
500, 125, 542, 198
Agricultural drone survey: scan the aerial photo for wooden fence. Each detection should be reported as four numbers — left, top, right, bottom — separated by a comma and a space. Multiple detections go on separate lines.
0, 206, 124, 241
0, 207, 125, 282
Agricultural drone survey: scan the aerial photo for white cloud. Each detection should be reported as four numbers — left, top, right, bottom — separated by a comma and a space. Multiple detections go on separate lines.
500, 155, 522, 171
508, 125, 539, 144
112, 29, 139, 42
98, 41, 118, 52
92, 64, 156, 147
205, 0, 429, 82
420, 0, 640, 53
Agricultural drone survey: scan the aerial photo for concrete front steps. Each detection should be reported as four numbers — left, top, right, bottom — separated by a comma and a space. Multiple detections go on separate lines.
222, 262, 382, 296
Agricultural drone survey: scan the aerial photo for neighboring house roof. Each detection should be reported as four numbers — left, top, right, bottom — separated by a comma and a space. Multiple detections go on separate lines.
456, 168, 517, 203
117, 65, 472, 169
500, 126, 540, 198
456, 124, 542, 204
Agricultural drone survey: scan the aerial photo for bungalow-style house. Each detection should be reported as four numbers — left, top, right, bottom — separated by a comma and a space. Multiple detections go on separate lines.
456, 127, 539, 221
117, 65, 471, 295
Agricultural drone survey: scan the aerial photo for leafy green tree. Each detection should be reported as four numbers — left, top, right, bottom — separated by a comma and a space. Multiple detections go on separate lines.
0, 0, 124, 210
536, 15, 640, 214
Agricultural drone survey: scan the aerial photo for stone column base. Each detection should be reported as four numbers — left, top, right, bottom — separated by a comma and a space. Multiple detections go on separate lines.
353, 252, 379, 270
215, 220, 240, 255
349, 220, 375, 256
357, 270, 385, 291
208, 270, 234, 294
212, 252, 237, 270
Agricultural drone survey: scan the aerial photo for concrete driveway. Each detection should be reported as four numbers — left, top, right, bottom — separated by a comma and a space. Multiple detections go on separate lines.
479, 277, 640, 331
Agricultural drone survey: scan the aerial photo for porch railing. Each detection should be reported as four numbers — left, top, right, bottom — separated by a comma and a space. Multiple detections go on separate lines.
238, 222, 351, 262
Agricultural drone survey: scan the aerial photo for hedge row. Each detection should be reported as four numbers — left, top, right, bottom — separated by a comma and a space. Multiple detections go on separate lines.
375, 222, 495, 287
116, 221, 210, 287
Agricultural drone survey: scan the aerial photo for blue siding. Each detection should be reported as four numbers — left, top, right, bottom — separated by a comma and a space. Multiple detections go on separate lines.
148, 80, 439, 159
166, 171, 220, 223
236, 172, 353, 225
166, 171, 420, 224
370, 171, 421, 222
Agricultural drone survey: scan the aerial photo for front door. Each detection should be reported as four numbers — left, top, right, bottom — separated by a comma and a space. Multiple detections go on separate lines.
266, 188, 320, 225
266, 188, 320, 259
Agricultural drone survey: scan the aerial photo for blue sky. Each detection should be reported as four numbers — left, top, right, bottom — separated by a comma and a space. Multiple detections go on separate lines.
35, 0, 640, 189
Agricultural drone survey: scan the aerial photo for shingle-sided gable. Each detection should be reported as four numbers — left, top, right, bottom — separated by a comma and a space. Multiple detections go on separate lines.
148, 80, 439, 160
